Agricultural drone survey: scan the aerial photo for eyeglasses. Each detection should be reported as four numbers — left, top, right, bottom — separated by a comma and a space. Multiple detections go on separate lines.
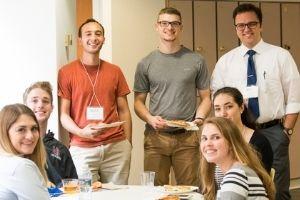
235, 21, 259, 31
158, 21, 182, 28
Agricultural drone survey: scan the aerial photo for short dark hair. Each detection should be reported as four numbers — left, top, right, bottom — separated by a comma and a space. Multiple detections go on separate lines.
158, 7, 182, 22
78, 18, 105, 38
233, 3, 262, 24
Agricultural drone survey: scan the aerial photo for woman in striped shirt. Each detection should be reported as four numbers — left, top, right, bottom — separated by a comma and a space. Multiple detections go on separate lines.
200, 117, 275, 200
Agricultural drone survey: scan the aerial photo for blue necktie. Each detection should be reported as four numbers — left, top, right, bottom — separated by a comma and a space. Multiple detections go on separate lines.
247, 50, 260, 120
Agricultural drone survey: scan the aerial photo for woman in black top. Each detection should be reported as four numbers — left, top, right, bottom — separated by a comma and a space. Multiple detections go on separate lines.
213, 87, 273, 187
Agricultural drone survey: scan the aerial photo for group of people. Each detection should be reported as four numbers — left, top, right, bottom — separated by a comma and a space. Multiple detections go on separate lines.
0, 3, 299, 200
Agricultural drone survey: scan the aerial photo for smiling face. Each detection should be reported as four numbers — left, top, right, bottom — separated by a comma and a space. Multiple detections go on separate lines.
25, 88, 53, 123
156, 13, 182, 43
8, 114, 39, 156
79, 22, 105, 55
235, 11, 262, 48
213, 93, 244, 124
200, 123, 232, 166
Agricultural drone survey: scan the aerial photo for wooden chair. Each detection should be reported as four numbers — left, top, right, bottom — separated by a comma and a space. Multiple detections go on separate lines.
270, 168, 275, 181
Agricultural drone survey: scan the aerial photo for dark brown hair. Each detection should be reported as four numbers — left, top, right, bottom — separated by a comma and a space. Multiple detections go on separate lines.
78, 18, 105, 37
233, 3, 262, 25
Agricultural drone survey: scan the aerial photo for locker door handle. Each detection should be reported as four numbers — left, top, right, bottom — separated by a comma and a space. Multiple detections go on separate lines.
219, 46, 226, 52
283, 44, 291, 50
196, 46, 203, 52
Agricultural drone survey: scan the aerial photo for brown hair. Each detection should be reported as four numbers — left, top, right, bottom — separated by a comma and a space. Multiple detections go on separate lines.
233, 3, 262, 25
0, 103, 48, 183
23, 81, 53, 104
213, 87, 256, 129
78, 18, 105, 37
200, 117, 275, 200
158, 7, 182, 22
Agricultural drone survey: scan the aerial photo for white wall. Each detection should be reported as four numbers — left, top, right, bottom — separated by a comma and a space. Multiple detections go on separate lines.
93, 0, 165, 184
0, 0, 76, 136
110, 0, 165, 184
55, 0, 77, 139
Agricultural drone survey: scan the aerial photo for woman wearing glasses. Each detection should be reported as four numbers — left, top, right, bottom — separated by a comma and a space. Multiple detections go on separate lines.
0, 104, 49, 199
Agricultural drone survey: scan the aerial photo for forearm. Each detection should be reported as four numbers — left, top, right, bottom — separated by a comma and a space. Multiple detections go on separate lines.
195, 96, 212, 119
134, 100, 153, 124
60, 113, 83, 136
283, 113, 299, 129
119, 110, 132, 143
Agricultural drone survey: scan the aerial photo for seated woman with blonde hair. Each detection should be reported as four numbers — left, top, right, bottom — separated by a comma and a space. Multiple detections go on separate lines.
0, 104, 50, 199
200, 117, 275, 200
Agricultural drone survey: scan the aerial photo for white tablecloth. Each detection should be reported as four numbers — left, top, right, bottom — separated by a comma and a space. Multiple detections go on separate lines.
51, 185, 203, 200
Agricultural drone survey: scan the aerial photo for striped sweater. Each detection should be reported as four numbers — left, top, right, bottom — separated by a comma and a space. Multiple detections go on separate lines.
217, 164, 269, 200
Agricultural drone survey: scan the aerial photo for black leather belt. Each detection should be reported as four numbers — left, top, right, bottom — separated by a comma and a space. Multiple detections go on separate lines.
165, 128, 186, 134
255, 119, 282, 129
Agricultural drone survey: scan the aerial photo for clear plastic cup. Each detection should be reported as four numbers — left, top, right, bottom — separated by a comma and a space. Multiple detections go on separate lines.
62, 179, 79, 194
140, 171, 155, 186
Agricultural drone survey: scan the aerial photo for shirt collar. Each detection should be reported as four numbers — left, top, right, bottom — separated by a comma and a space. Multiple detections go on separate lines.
239, 39, 265, 57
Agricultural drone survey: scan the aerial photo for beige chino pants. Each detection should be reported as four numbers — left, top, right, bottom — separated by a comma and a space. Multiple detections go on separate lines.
144, 130, 200, 186
70, 139, 132, 184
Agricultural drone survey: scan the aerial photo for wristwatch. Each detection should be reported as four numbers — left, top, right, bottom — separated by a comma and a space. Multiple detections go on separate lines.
283, 127, 294, 136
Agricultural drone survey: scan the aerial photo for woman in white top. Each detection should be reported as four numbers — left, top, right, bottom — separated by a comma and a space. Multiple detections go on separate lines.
0, 103, 50, 200
200, 117, 275, 200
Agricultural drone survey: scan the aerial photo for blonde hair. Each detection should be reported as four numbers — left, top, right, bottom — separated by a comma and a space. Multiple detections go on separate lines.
23, 81, 53, 104
200, 117, 275, 200
0, 103, 48, 183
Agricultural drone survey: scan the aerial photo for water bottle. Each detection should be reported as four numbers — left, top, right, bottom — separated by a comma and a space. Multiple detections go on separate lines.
79, 165, 92, 200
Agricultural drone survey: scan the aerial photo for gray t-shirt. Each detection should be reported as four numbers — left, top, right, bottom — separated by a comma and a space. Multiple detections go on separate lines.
134, 47, 209, 129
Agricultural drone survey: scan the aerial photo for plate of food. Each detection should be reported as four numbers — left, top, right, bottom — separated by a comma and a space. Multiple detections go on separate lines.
92, 121, 125, 129
165, 120, 190, 128
163, 185, 198, 195
165, 120, 199, 131
159, 194, 193, 200
159, 195, 180, 200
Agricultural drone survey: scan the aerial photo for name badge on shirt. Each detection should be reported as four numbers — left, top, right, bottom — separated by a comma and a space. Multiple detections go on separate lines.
86, 106, 104, 120
245, 85, 259, 98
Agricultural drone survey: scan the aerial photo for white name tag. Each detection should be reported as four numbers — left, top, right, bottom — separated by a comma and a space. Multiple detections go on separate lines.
245, 85, 259, 98
86, 106, 104, 120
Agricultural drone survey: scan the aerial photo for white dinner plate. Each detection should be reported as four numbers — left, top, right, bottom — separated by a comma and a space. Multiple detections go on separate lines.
92, 121, 125, 129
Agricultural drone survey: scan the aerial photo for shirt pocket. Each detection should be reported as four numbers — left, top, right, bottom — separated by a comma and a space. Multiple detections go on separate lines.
261, 75, 282, 95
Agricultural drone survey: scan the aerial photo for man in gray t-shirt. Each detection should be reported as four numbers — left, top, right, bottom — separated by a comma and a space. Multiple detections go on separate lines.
134, 7, 211, 186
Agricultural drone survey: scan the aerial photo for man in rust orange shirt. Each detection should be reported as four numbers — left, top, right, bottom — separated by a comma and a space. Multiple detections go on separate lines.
58, 18, 132, 184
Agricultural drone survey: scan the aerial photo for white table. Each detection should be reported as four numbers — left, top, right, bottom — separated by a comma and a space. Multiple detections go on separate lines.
51, 185, 203, 200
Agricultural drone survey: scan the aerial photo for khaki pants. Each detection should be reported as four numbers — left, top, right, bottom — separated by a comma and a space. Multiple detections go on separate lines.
70, 139, 132, 184
144, 130, 200, 186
